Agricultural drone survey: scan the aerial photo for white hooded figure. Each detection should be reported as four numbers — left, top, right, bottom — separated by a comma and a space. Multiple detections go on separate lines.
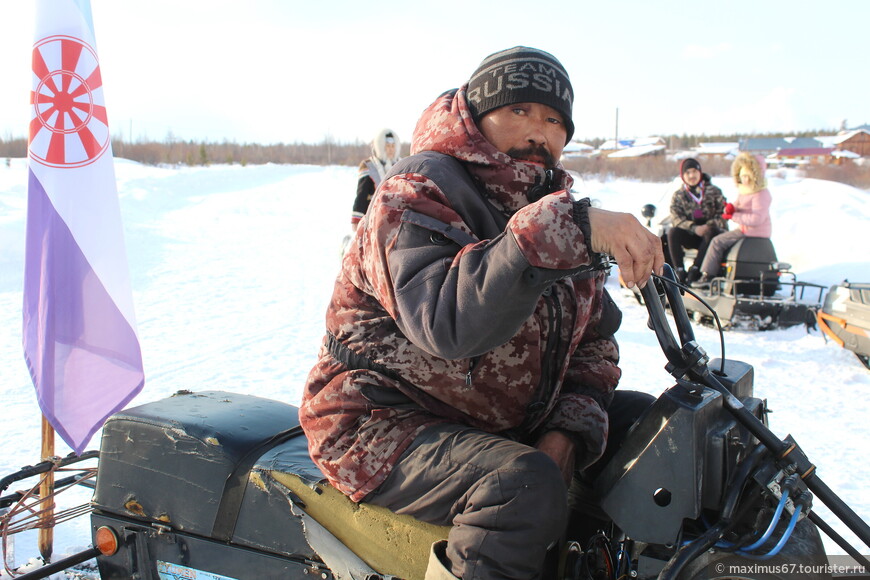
351, 129, 402, 231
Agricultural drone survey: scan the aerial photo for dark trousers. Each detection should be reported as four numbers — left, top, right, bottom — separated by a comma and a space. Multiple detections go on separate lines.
365, 390, 655, 579
667, 226, 720, 271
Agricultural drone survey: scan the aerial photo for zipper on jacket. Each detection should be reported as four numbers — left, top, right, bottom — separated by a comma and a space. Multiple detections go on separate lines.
519, 286, 563, 434
465, 356, 480, 388
540, 289, 562, 403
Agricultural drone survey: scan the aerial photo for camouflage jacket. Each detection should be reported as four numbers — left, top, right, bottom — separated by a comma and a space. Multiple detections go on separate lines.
300, 86, 622, 502
669, 174, 727, 234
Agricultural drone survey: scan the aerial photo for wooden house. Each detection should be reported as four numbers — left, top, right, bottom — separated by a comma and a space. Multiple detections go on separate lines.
770, 147, 835, 167
834, 129, 870, 157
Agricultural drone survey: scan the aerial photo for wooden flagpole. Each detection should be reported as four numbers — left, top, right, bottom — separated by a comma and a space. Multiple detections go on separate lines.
38, 415, 54, 561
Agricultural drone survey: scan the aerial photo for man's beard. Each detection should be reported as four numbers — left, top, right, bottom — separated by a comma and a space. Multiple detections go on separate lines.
506, 144, 555, 168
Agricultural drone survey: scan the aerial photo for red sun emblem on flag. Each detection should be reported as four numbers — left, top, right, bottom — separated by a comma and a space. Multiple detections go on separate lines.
30, 35, 110, 168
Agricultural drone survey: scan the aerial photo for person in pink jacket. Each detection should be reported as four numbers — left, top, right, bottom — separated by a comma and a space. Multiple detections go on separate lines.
693, 152, 772, 286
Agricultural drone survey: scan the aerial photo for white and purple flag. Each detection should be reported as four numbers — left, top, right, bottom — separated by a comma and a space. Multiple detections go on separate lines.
24, 0, 144, 454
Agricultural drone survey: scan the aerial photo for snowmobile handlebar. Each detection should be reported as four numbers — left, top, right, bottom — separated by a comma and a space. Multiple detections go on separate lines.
640, 264, 699, 375
640, 265, 870, 560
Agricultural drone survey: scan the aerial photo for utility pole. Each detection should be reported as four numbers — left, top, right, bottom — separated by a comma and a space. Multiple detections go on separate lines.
615, 107, 619, 149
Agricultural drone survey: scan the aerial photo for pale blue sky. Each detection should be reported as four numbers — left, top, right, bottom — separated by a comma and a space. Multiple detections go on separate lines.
3, 0, 867, 145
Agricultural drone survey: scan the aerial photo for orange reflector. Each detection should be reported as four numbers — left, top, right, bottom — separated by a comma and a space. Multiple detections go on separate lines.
95, 526, 119, 556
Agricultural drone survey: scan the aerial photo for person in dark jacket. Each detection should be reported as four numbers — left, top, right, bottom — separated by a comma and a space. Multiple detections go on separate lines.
351, 128, 402, 232
301, 46, 663, 579
666, 158, 726, 283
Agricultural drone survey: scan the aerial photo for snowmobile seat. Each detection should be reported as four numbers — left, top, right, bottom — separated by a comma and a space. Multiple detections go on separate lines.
258, 448, 449, 580
93, 390, 306, 540
93, 390, 449, 580
722, 237, 779, 297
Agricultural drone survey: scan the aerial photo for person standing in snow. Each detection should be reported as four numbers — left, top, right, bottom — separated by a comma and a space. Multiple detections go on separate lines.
666, 157, 727, 284
692, 152, 772, 287
300, 46, 663, 579
350, 128, 402, 232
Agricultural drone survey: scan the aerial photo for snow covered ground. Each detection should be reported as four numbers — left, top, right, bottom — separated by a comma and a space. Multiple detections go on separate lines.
0, 158, 868, 576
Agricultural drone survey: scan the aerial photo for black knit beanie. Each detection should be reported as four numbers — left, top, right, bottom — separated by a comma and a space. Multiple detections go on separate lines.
466, 46, 574, 143
680, 158, 702, 175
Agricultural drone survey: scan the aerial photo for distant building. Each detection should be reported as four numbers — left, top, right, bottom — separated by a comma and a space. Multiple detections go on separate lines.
739, 137, 824, 157
834, 129, 870, 157
833, 149, 861, 163
770, 147, 835, 167
598, 138, 637, 152
693, 142, 739, 158
561, 141, 596, 159
607, 144, 666, 159
598, 136, 665, 157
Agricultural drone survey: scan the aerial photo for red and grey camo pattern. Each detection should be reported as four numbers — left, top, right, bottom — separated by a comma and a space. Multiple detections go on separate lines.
300, 86, 621, 502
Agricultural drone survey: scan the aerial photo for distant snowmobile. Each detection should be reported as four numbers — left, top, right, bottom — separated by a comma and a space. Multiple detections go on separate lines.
680, 237, 826, 330
818, 281, 870, 369
625, 204, 825, 330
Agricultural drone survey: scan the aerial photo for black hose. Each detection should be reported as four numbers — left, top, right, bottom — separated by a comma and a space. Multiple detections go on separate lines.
801, 469, 870, 551
0, 450, 99, 496
0, 473, 93, 509
719, 443, 769, 521
657, 521, 729, 580
807, 511, 870, 569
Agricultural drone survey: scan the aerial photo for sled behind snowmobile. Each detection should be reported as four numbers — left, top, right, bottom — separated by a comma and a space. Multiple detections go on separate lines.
682, 237, 826, 330
818, 281, 870, 369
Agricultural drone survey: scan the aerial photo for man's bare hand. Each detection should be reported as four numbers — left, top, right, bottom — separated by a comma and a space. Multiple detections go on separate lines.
535, 430, 576, 486
587, 208, 664, 289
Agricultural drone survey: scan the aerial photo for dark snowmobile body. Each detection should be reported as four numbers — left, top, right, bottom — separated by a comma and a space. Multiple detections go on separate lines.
79, 268, 870, 580
87, 382, 824, 580
681, 237, 826, 330
628, 204, 824, 330
818, 281, 870, 369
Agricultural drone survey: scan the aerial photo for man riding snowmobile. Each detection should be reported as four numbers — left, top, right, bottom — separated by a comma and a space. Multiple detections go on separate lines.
300, 45, 664, 579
